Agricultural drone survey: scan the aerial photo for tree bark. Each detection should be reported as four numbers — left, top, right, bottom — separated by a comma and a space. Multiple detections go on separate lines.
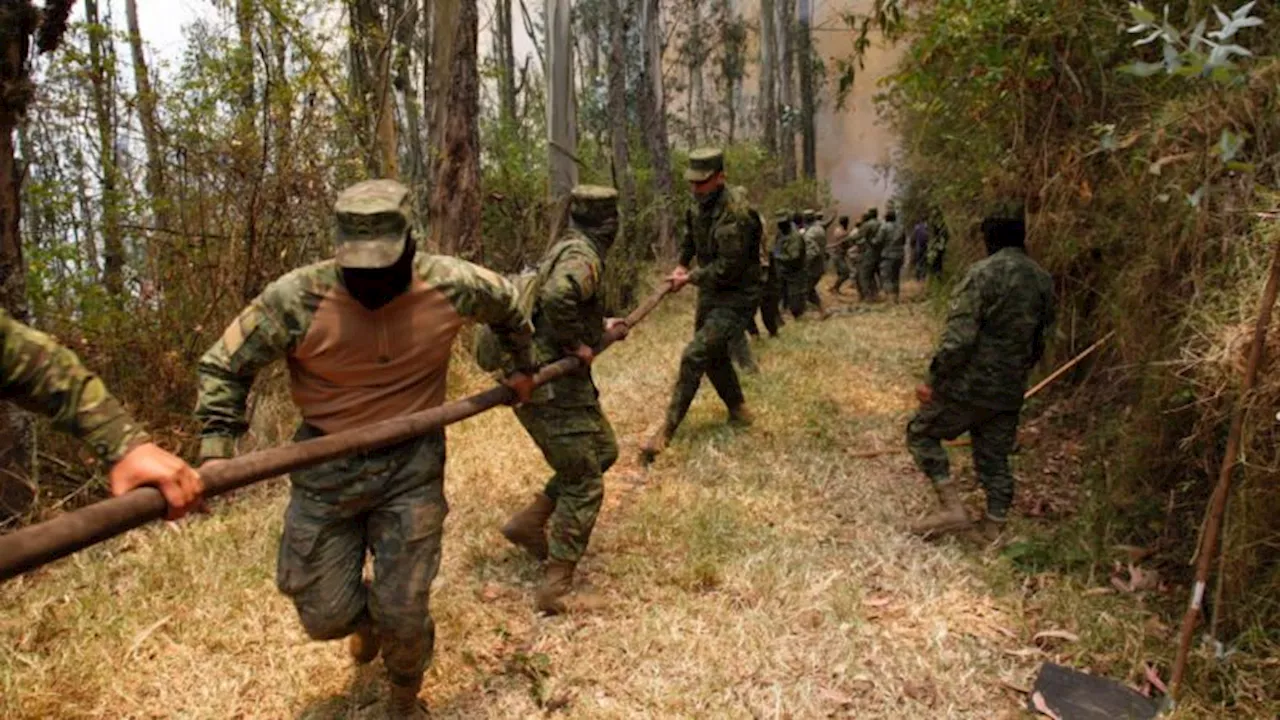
637, 0, 674, 256
778, 0, 796, 183
494, 0, 517, 126
85, 0, 125, 298
395, 0, 429, 220
758, 0, 777, 157
797, 0, 815, 179
0, 1, 30, 320
546, 0, 577, 201
236, 0, 256, 128
429, 0, 482, 257
124, 0, 170, 247
606, 0, 634, 219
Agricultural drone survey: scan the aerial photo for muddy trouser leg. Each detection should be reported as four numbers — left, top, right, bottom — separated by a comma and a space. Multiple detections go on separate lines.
905, 398, 977, 486
662, 307, 711, 435
761, 293, 781, 336
729, 329, 756, 371
276, 493, 369, 643
858, 254, 880, 300
516, 400, 616, 563
970, 409, 1020, 520
879, 256, 903, 299
703, 306, 749, 410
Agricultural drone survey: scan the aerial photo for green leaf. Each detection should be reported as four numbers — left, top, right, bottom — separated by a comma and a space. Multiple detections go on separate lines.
1128, 3, 1156, 24
1226, 161, 1255, 172
1119, 61, 1164, 77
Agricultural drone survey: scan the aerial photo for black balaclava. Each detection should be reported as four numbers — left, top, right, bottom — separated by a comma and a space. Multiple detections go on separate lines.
776, 218, 791, 236
792, 212, 805, 229
574, 215, 619, 252
885, 210, 898, 223
342, 234, 416, 310
981, 216, 1026, 256
839, 216, 850, 230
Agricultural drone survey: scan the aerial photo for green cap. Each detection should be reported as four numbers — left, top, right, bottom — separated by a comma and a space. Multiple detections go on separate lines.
685, 147, 725, 182
569, 184, 619, 226
803, 209, 817, 221
334, 179, 412, 268
774, 209, 792, 221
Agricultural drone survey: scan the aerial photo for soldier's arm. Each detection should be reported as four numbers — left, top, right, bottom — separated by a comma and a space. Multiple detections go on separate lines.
0, 311, 151, 465
440, 259, 535, 372
678, 210, 697, 268
928, 270, 983, 385
539, 248, 598, 351
195, 284, 298, 461
688, 215, 750, 288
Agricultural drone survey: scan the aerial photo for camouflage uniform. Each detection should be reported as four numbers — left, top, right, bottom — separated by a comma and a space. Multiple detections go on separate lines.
196, 180, 532, 695
646, 149, 761, 459
855, 212, 883, 301
907, 233, 1054, 525
802, 210, 826, 308
828, 219, 854, 293
0, 309, 150, 465
513, 187, 619, 566
776, 212, 809, 318
877, 215, 907, 300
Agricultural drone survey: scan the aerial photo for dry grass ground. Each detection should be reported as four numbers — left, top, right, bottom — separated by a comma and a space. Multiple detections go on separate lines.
0, 282, 1272, 718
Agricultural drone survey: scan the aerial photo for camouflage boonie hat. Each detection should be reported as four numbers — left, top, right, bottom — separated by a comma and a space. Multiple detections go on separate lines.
570, 185, 619, 226
685, 147, 725, 182
333, 179, 412, 269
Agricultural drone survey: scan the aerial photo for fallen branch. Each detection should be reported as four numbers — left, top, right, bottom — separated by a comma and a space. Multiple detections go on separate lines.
0, 282, 675, 583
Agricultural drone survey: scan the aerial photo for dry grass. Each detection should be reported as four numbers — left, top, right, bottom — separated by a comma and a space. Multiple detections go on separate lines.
0, 280, 1271, 718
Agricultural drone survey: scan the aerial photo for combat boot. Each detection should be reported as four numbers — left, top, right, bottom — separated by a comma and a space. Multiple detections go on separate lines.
535, 560, 576, 615
977, 514, 1007, 544
639, 423, 673, 465
728, 404, 755, 427
385, 678, 429, 720
501, 493, 554, 561
348, 618, 380, 665
909, 482, 970, 537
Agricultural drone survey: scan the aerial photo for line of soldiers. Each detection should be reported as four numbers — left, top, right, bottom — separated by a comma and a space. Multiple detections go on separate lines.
1, 148, 1052, 717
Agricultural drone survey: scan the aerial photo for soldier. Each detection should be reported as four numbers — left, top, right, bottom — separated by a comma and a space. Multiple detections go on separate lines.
906, 202, 1055, 542
195, 179, 535, 719
1, 310, 203, 518
877, 209, 907, 302
640, 148, 761, 464
856, 208, 883, 302
828, 216, 854, 294
497, 185, 627, 614
802, 210, 827, 312
776, 210, 808, 318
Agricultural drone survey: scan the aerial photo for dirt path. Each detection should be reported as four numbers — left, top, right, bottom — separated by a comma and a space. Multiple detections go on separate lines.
0, 287, 1051, 719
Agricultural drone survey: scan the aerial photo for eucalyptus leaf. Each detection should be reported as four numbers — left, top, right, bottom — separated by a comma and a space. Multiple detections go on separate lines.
1129, 3, 1157, 24
1119, 61, 1165, 77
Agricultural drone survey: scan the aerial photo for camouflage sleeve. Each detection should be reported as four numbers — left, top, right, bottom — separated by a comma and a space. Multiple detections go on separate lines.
1030, 277, 1057, 368
538, 246, 599, 350
437, 258, 535, 372
195, 281, 298, 460
688, 212, 751, 288
678, 209, 697, 268
928, 269, 982, 386
0, 310, 150, 465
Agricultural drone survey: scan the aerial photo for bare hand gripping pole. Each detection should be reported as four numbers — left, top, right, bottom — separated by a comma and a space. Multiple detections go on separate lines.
0, 282, 675, 583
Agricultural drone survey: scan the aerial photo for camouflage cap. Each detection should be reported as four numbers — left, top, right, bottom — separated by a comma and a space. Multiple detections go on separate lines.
774, 209, 792, 221
334, 179, 412, 269
803, 209, 817, 221
984, 198, 1026, 222
685, 147, 725, 182
569, 184, 619, 226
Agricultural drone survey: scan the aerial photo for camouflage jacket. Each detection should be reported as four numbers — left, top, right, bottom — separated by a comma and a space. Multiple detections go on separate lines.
777, 228, 806, 269
0, 310, 150, 465
929, 247, 1055, 410
531, 228, 606, 363
679, 187, 762, 309
878, 220, 907, 260
856, 218, 883, 251
803, 225, 826, 269
196, 255, 533, 460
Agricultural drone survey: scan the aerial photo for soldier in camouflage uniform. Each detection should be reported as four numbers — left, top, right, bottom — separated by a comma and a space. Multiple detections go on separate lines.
641, 148, 761, 464
802, 210, 828, 312
877, 209, 907, 302
856, 208, 883, 302
828, 216, 854, 294
499, 186, 626, 614
0, 310, 202, 517
776, 210, 809, 318
906, 202, 1055, 541
195, 180, 535, 720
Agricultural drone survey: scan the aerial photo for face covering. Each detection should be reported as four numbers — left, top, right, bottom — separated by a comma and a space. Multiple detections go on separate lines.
776, 220, 791, 236
575, 218, 619, 252
695, 184, 724, 211
342, 235, 415, 310
981, 218, 1026, 256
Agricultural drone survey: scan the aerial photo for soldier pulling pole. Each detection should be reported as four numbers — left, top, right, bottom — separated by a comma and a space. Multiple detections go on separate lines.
0, 281, 673, 584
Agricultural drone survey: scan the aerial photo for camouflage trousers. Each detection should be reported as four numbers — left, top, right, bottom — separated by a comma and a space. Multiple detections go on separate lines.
277, 425, 447, 686
780, 269, 809, 318
905, 398, 1020, 519
858, 249, 882, 301
880, 255, 905, 298
663, 304, 750, 435
515, 381, 618, 563
831, 253, 853, 292
806, 257, 825, 308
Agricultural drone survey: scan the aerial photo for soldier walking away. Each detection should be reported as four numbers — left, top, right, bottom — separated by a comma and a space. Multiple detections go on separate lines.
776, 210, 809, 319
877, 209, 907, 302
829, 216, 854, 294
0, 310, 203, 518
911, 220, 930, 281
802, 210, 828, 314
195, 179, 536, 719
855, 208, 882, 301
640, 148, 762, 464
499, 186, 628, 614
906, 202, 1055, 543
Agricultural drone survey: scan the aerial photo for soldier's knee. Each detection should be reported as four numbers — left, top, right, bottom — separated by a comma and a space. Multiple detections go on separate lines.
293, 591, 366, 641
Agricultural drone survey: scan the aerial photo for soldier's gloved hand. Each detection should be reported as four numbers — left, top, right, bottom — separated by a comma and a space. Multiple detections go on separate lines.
503, 371, 535, 406
605, 318, 630, 340
569, 343, 595, 367
110, 443, 205, 521
667, 266, 692, 292
916, 384, 934, 406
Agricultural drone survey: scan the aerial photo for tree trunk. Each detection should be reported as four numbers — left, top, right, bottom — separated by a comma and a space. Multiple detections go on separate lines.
124, 0, 171, 292
236, 0, 256, 128
350, 0, 398, 178
495, 0, 517, 126
546, 0, 577, 201
395, 0, 429, 221
429, 0, 482, 257
637, 0, 674, 257
797, 0, 815, 179
85, 0, 125, 298
778, 0, 796, 183
758, 0, 777, 157
606, 0, 634, 219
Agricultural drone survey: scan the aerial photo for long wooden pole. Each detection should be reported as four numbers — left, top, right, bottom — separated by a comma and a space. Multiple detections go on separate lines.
0, 282, 674, 583
1169, 234, 1280, 699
